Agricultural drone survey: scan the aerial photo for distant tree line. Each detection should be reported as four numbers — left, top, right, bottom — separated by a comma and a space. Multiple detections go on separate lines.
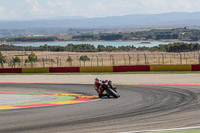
0, 42, 200, 52
137, 42, 200, 52
72, 28, 200, 41
0, 44, 135, 52
0, 36, 58, 42
1, 28, 200, 42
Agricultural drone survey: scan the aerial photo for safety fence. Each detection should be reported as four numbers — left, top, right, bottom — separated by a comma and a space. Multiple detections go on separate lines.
0, 64, 200, 73
1, 51, 200, 68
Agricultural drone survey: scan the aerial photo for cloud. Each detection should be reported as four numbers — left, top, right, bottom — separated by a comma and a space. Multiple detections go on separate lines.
24, 0, 76, 18
89, 2, 106, 11
0, 6, 21, 20
84, 2, 106, 17
107, 0, 200, 16
170, 0, 200, 12
47, 0, 75, 16
0, 6, 4, 13
8, 10, 19, 19
47, 0, 72, 8
133, 0, 200, 14
2, 0, 200, 20
24, 0, 48, 16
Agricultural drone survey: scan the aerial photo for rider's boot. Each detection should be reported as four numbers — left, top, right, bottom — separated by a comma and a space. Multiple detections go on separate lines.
99, 94, 110, 98
98, 94, 102, 98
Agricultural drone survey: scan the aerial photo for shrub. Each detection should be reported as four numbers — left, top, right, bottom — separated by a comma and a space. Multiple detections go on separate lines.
79, 55, 90, 61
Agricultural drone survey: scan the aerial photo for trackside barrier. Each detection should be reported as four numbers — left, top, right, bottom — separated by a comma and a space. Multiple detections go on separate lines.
22, 68, 49, 73
192, 65, 200, 71
80, 66, 113, 72
49, 67, 80, 73
1, 65, 200, 73
0, 68, 22, 73
150, 65, 192, 71
113, 65, 150, 72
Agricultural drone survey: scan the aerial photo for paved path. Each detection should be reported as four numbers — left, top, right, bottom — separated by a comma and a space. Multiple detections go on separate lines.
0, 84, 200, 133
0, 74, 200, 83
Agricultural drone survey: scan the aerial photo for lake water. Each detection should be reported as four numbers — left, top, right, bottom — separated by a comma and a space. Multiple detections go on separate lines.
13, 41, 172, 48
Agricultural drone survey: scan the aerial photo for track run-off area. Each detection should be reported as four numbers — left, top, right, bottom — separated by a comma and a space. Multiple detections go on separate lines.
0, 92, 98, 110
0, 82, 200, 133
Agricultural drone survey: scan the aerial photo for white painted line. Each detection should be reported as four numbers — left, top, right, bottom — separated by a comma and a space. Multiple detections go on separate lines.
118, 126, 200, 133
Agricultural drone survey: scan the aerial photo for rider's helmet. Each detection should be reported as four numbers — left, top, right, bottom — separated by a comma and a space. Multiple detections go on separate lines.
95, 78, 100, 82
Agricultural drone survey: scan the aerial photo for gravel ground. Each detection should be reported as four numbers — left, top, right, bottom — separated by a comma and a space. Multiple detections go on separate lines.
0, 74, 200, 83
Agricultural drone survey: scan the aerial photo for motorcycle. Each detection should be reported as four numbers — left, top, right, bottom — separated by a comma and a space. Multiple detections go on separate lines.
96, 80, 120, 98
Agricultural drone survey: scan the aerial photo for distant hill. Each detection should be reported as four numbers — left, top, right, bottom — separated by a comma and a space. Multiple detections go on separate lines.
0, 12, 200, 36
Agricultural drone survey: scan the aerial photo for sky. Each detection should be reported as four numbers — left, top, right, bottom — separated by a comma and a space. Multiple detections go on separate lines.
1, 0, 200, 20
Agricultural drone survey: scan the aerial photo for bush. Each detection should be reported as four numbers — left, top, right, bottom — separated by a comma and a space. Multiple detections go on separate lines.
25, 59, 30, 63
67, 56, 73, 62
28, 52, 37, 62
0, 51, 6, 63
13, 56, 21, 63
79, 55, 90, 61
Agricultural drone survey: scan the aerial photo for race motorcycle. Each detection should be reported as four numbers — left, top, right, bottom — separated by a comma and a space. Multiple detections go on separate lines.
95, 80, 120, 98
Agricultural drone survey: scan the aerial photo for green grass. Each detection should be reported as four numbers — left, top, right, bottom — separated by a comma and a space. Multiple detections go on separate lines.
153, 129, 200, 133
0, 71, 200, 75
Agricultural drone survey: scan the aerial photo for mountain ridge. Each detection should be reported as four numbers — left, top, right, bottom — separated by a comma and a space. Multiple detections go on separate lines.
0, 12, 200, 30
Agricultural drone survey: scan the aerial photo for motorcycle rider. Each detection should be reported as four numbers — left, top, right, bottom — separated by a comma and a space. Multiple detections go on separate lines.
94, 78, 115, 98
94, 78, 104, 98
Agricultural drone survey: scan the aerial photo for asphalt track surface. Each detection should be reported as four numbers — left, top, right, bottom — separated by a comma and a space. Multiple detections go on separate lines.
0, 84, 200, 133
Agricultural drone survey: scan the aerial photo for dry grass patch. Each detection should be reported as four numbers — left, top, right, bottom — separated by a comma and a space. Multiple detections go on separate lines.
1, 51, 200, 68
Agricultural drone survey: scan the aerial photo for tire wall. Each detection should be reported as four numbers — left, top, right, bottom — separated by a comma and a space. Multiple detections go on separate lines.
0, 68, 22, 73
113, 65, 150, 72
150, 65, 192, 71
80, 66, 113, 72
22, 68, 49, 73
49, 67, 80, 73
0, 65, 200, 73
192, 65, 200, 71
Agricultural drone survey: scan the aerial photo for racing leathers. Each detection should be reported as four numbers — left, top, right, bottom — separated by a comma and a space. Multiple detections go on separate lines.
94, 80, 115, 98
94, 80, 104, 97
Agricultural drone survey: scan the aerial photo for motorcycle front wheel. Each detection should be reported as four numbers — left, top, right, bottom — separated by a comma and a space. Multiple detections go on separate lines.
106, 88, 119, 98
